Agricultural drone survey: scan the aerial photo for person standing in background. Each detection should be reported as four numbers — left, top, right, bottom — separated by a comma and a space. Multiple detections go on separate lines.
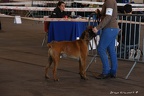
92, 0, 119, 79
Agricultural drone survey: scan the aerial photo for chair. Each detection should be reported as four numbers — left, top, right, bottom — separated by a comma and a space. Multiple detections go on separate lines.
41, 21, 49, 47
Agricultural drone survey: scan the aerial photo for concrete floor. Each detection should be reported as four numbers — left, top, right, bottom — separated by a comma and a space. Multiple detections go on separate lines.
0, 17, 144, 96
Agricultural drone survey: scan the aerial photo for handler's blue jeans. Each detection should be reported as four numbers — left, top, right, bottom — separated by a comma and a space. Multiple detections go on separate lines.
97, 28, 119, 75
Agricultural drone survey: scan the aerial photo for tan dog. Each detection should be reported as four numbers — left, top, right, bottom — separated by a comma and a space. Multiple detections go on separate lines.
45, 28, 96, 81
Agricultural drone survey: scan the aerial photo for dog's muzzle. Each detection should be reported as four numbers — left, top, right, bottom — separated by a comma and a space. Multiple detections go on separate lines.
88, 29, 96, 40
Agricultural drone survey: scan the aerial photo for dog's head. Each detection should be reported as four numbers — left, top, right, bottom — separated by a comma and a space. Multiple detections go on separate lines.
80, 26, 96, 41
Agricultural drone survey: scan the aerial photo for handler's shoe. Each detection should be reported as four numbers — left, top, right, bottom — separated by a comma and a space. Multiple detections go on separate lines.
96, 74, 110, 79
110, 74, 116, 78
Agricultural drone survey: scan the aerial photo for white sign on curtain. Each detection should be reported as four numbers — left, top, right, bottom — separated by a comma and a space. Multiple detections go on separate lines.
14, 16, 22, 24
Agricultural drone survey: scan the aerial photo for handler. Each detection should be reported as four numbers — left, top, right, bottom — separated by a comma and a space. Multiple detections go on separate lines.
92, 0, 119, 79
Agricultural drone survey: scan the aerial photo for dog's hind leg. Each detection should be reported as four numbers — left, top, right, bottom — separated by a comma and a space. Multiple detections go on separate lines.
45, 56, 53, 79
53, 56, 60, 81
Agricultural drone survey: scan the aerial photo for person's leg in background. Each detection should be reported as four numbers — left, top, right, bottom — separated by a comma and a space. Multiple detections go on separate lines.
97, 28, 119, 79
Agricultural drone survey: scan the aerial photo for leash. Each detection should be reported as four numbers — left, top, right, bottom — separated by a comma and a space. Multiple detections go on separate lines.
88, 9, 101, 28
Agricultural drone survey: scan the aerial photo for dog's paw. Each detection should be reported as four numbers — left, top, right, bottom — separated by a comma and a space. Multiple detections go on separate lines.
80, 75, 88, 80
54, 78, 59, 81
45, 75, 50, 79
83, 77, 89, 80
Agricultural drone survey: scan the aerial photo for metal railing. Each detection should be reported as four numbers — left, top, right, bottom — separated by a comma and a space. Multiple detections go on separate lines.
88, 14, 144, 62
117, 14, 142, 61
86, 14, 144, 79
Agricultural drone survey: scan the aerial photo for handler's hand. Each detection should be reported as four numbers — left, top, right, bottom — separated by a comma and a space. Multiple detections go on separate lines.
92, 27, 98, 33
95, 9, 101, 14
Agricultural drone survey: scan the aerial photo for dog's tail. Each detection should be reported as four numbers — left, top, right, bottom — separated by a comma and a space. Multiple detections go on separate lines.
47, 41, 58, 55
47, 43, 52, 48
47, 43, 53, 58
47, 41, 56, 48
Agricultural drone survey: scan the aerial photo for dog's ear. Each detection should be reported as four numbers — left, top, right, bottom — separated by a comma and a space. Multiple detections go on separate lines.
87, 26, 93, 30
84, 28, 89, 33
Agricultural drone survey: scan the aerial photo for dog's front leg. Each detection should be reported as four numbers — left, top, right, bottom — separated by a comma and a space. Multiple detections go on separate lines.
79, 59, 83, 78
79, 58, 88, 80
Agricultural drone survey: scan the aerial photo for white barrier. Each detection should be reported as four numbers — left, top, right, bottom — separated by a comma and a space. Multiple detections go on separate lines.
0, 6, 100, 12
0, 13, 90, 22
0, 6, 144, 12
0, 1, 73, 6
0, 0, 144, 12
74, 1, 144, 7
1, 13, 144, 25
1, 0, 144, 7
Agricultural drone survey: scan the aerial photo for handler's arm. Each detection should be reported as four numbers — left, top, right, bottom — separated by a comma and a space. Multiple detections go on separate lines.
96, 1, 114, 30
